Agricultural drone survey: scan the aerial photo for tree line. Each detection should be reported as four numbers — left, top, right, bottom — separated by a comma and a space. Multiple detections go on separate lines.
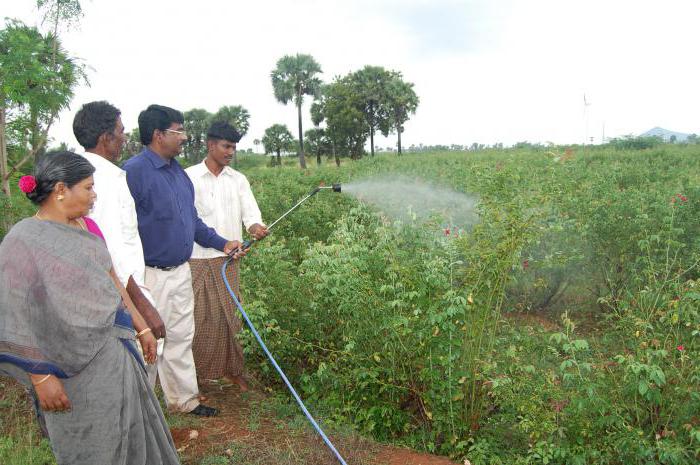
125, 54, 420, 169
120, 105, 253, 168
269, 54, 419, 168
0, 2, 420, 202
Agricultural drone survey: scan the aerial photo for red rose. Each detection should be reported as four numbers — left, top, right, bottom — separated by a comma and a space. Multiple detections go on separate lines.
18, 175, 37, 193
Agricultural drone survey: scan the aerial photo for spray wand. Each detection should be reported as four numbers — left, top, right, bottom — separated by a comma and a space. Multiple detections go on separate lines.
222, 183, 348, 465
235, 183, 342, 252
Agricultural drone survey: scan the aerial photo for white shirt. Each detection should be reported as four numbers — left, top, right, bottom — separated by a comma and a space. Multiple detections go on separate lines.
186, 161, 263, 260
80, 151, 150, 294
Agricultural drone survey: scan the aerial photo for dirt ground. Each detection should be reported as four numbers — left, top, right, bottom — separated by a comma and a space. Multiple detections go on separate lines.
171, 379, 461, 465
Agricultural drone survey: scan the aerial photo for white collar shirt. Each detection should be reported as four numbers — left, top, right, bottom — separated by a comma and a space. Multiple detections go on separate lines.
79, 150, 149, 292
186, 161, 264, 260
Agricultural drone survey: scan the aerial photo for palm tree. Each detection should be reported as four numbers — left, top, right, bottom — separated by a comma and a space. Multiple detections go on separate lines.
271, 54, 323, 169
212, 105, 250, 137
183, 108, 212, 163
212, 105, 250, 168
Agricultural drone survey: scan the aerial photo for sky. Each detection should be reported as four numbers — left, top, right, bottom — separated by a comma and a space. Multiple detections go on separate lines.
4, 0, 700, 151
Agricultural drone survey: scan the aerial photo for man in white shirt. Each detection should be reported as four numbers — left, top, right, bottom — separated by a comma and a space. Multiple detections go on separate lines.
186, 121, 267, 390
72, 101, 165, 339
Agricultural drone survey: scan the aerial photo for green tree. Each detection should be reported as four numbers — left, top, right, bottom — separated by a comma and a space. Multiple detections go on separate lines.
37, 0, 83, 35
385, 74, 418, 155
311, 78, 368, 161
119, 128, 141, 165
46, 141, 74, 152
183, 108, 212, 164
304, 127, 331, 166
262, 124, 294, 167
0, 20, 86, 197
212, 105, 250, 168
271, 54, 323, 169
212, 105, 250, 136
348, 65, 395, 157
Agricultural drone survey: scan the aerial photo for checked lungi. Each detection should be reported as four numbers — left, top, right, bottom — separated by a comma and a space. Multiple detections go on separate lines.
189, 256, 245, 381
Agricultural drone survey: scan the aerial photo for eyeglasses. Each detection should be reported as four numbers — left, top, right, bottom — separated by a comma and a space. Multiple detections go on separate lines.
164, 128, 187, 136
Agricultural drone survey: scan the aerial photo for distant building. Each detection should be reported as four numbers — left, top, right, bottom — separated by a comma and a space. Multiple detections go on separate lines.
640, 127, 691, 143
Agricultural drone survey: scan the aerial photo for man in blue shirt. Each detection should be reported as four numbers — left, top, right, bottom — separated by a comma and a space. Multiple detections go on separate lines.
124, 104, 242, 416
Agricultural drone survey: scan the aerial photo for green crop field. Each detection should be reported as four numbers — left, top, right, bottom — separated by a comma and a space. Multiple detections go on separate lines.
3, 144, 700, 464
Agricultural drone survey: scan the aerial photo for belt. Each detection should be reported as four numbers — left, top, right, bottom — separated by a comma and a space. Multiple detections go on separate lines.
150, 264, 179, 271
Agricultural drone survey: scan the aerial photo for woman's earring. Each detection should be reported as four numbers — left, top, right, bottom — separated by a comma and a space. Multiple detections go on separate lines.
57, 195, 64, 201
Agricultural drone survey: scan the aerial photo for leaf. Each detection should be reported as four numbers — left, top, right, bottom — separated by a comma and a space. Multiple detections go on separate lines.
650, 368, 666, 386
549, 333, 565, 344
522, 365, 536, 374
572, 339, 589, 351
638, 380, 649, 396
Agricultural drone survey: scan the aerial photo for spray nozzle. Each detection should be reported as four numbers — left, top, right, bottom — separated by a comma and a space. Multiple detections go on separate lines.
317, 183, 341, 193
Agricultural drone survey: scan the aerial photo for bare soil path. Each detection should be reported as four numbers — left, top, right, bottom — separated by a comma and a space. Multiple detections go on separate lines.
171, 379, 461, 465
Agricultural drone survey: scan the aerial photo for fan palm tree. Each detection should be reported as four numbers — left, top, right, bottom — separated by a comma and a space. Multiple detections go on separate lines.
211, 105, 250, 168
271, 54, 322, 169
212, 105, 250, 137
183, 108, 212, 163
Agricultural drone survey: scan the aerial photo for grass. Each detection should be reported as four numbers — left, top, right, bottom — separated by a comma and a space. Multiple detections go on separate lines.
164, 409, 204, 431
0, 379, 55, 465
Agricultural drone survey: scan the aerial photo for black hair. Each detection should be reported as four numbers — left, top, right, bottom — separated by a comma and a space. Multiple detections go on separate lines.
207, 121, 242, 143
137, 104, 184, 145
72, 101, 121, 150
27, 151, 96, 205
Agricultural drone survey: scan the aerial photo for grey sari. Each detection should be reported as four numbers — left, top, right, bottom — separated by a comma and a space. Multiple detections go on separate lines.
0, 218, 180, 465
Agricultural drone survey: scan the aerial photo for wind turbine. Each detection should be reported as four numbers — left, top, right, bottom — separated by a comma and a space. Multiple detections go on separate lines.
602, 121, 605, 144
583, 93, 592, 145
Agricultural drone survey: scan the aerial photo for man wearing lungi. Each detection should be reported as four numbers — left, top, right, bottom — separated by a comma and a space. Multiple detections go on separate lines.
186, 121, 267, 391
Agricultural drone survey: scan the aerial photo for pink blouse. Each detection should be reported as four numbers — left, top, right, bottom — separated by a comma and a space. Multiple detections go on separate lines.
83, 217, 105, 241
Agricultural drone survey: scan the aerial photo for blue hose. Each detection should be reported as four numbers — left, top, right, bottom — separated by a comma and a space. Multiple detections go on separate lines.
221, 258, 349, 465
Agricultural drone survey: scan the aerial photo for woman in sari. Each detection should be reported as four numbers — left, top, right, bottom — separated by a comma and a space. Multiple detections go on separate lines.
0, 151, 180, 465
